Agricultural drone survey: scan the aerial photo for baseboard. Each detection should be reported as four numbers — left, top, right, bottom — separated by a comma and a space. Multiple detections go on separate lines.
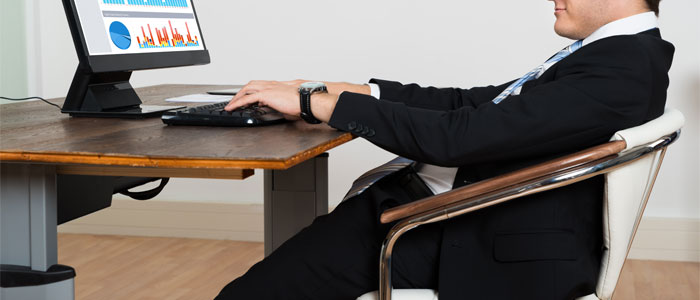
59, 199, 700, 262
58, 199, 264, 242
627, 217, 699, 262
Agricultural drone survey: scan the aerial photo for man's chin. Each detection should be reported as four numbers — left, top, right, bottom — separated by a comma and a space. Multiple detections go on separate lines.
554, 25, 585, 40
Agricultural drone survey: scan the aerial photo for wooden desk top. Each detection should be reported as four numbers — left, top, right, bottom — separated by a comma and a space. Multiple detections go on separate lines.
0, 85, 353, 179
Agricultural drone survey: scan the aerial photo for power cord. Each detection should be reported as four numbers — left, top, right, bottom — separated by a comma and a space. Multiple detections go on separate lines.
0, 96, 62, 110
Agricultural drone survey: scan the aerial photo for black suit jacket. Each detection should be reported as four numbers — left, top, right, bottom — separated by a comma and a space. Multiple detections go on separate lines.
328, 29, 674, 299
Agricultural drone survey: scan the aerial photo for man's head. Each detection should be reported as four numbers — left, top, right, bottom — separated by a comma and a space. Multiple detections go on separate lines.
549, 0, 659, 40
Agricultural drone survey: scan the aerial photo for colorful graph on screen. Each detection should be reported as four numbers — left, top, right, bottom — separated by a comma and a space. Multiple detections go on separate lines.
102, 0, 189, 9
137, 21, 199, 49
109, 21, 132, 50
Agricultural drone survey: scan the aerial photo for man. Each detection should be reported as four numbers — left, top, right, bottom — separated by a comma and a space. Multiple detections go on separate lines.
216, 0, 674, 299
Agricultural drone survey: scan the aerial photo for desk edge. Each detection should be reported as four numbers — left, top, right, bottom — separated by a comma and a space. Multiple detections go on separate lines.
0, 133, 354, 170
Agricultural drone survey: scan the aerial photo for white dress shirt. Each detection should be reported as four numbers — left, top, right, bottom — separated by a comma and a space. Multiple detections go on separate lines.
366, 11, 659, 194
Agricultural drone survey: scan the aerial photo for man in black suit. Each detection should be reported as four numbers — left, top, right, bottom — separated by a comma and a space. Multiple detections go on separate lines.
216, 0, 674, 299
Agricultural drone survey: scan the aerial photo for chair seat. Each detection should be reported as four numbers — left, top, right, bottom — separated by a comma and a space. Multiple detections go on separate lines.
357, 290, 599, 300
357, 289, 438, 300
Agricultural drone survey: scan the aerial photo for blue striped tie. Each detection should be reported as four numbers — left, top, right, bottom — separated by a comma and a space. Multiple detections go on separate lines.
492, 40, 583, 104
343, 157, 414, 201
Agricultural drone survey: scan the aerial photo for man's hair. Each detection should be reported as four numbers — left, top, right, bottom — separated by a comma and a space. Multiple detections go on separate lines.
645, 0, 660, 16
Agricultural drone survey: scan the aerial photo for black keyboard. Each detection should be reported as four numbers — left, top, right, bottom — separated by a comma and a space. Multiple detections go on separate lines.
161, 102, 287, 127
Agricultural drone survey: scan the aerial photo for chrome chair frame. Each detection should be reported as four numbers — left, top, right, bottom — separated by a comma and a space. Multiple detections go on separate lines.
377, 131, 680, 300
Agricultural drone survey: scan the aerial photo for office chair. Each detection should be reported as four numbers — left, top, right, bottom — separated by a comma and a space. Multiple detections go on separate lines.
357, 108, 685, 300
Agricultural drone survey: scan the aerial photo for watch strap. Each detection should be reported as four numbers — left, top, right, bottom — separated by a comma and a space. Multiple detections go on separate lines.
299, 85, 327, 124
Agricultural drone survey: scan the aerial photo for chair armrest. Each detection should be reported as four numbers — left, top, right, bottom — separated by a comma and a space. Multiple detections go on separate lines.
380, 140, 627, 224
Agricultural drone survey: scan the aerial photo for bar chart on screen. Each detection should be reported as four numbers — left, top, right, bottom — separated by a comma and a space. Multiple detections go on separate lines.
102, 0, 189, 9
136, 20, 200, 49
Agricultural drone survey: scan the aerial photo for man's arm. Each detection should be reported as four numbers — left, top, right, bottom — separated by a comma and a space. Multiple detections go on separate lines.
368, 79, 513, 111
326, 40, 657, 166
320, 79, 512, 111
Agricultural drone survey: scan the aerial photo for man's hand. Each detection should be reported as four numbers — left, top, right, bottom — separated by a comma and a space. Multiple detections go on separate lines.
225, 80, 303, 116
225, 80, 343, 123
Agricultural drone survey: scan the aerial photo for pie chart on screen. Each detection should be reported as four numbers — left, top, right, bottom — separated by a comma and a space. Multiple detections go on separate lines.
109, 21, 131, 50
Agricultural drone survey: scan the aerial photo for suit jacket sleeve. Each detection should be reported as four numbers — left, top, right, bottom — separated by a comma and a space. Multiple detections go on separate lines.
369, 79, 513, 110
328, 38, 656, 167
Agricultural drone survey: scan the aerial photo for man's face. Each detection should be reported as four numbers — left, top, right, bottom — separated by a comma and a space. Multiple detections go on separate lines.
549, 0, 613, 40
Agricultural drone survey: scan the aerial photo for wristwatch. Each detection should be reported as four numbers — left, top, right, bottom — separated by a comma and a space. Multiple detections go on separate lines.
298, 82, 327, 124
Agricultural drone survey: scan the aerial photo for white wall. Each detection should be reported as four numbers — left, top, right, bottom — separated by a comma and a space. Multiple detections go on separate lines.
0, 0, 29, 101
23, 0, 699, 218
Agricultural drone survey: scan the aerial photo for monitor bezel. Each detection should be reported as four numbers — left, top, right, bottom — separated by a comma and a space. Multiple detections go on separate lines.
62, 0, 210, 73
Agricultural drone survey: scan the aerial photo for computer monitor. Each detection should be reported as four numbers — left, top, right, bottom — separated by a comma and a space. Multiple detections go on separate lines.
62, 0, 210, 117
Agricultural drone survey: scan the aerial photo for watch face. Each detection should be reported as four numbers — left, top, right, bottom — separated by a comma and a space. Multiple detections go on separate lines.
300, 82, 326, 90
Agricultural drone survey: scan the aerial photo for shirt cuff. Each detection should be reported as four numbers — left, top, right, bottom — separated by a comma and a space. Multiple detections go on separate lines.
367, 83, 381, 99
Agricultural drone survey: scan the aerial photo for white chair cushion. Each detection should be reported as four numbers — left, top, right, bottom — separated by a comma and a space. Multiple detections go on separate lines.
597, 107, 684, 299
356, 290, 602, 300
577, 293, 600, 300
357, 289, 438, 300
599, 154, 655, 299
611, 108, 685, 151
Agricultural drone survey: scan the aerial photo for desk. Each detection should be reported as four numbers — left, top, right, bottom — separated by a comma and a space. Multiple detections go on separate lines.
0, 84, 353, 299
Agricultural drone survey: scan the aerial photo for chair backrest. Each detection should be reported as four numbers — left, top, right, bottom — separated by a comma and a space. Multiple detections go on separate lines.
596, 108, 685, 299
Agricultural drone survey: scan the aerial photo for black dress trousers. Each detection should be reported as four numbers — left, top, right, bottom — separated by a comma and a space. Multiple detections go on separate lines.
215, 167, 440, 300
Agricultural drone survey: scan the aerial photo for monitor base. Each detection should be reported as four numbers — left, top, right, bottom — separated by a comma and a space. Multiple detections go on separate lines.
63, 105, 185, 119
61, 65, 183, 119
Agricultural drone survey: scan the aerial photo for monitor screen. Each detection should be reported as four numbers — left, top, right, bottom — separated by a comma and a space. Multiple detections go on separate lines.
61, 0, 210, 116
73, 0, 205, 56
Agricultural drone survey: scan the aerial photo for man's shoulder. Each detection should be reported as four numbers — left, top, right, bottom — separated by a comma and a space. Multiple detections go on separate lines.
575, 29, 673, 60
633, 29, 676, 65
584, 28, 667, 47
560, 29, 674, 73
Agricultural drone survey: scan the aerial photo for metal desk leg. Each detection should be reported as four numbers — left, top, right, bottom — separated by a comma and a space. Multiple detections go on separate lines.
1, 164, 75, 300
264, 153, 329, 256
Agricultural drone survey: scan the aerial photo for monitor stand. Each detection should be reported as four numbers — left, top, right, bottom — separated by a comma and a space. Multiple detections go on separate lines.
61, 64, 183, 118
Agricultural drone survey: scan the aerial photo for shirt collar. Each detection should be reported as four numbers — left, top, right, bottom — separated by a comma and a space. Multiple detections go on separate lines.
582, 11, 658, 46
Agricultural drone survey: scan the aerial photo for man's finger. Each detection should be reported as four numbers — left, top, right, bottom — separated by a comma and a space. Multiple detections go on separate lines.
225, 93, 260, 111
231, 81, 280, 102
225, 94, 252, 111
232, 86, 260, 101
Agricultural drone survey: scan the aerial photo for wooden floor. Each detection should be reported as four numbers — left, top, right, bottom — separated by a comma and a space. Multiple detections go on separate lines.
58, 234, 264, 300
57, 234, 699, 300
